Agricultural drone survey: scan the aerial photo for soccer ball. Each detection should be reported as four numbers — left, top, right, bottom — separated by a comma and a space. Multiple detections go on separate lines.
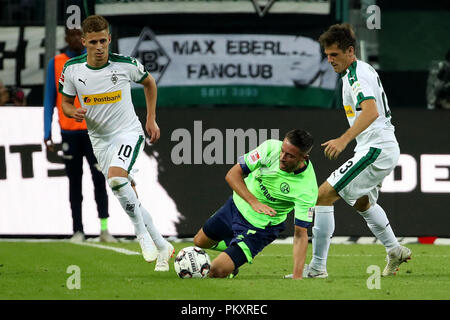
174, 246, 211, 279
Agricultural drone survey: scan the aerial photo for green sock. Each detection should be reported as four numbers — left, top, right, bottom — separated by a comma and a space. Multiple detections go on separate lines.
100, 218, 108, 231
211, 240, 228, 252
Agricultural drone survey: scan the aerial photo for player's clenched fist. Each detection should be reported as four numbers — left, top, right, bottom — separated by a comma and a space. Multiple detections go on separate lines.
73, 107, 87, 122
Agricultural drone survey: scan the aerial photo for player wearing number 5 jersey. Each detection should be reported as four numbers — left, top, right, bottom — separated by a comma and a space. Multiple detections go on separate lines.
297, 24, 411, 279
60, 15, 174, 271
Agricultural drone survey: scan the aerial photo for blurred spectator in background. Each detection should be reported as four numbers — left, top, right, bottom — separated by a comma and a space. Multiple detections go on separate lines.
44, 27, 117, 243
0, 83, 27, 106
427, 50, 450, 110
0, 81, 10, 106
10, 87, 27, 106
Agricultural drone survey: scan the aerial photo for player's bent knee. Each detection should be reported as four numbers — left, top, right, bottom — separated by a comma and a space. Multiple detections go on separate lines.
193, 232, 205, 248
209, 263, 232, 278
209, 253, 235, 278
193, 229, 215, 249
107, 176, 129, 191
353, 196, 371, 212
317, 181, 339, 206
107, 166, 128, 179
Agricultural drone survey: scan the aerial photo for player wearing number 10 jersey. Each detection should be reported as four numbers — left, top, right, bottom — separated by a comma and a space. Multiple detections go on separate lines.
298, 24, 411, 279
60, 15, 174, 271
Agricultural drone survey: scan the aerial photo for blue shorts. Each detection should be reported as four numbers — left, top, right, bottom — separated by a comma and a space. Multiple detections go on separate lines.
202, 197, 286, 268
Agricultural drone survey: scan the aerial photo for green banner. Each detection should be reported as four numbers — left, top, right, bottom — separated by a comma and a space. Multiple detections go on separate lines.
132, 85, 335, 108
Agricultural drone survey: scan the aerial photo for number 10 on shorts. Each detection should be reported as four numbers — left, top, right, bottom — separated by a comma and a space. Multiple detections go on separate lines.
118, 144, 132, 158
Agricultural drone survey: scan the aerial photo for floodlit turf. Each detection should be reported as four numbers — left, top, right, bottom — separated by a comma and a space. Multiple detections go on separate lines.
0, 241, 448, 300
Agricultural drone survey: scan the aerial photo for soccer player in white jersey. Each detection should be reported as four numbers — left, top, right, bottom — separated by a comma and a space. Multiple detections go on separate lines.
59, 15, 174, 271
301, 24, 411, 278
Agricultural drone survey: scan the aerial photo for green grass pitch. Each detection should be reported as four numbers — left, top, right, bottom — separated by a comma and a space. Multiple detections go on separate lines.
0, 240, 449, 300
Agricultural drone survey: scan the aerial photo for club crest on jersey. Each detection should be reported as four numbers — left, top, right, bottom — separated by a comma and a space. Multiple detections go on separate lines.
125, 203, 135, 213
111, 71, 118, 85
280, 182, 290, 194
249, 150, 260, 164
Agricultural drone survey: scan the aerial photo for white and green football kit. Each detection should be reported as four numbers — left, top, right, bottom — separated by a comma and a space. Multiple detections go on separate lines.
59, 53, 172, 261
308, 60, 404, 275
307, 60, 406, 276
327, 60, 400, 206
59, 52, 148, 177
236, 139, 318, 228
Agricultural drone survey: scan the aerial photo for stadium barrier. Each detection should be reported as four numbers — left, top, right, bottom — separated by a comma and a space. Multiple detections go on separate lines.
0, 107, 449, 237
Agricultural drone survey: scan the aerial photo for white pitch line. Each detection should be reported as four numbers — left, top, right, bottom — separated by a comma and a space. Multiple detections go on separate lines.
258, 254, 450, 258
70, 241, 141, 256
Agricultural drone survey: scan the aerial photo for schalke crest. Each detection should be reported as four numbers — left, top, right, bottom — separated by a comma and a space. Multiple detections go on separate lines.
280, 182, 290, 194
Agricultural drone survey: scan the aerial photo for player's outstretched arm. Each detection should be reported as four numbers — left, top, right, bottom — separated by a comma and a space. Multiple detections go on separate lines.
322, 99, 379, 160
225, 164, 277, 217
141, 74, 160, 143
292, 225, 308, 279
61, 95, 86, 122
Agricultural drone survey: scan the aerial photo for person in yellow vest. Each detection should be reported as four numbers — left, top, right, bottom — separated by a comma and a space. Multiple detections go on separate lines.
44, 27, 117, 243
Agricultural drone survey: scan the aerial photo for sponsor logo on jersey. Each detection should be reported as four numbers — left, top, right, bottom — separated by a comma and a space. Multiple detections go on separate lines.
344, 105, 355, 117
82, 90, 122, 105
351, 81, 363, 96
249, 150, 260, 164
256, 177, 276, 202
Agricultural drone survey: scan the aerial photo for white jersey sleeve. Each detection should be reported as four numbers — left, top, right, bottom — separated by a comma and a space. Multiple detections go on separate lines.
342, 61, 398, 152
349, 68, 376, 108
124, 56, 149, 83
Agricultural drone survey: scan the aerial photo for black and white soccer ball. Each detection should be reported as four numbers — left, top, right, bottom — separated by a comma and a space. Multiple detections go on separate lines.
174, 246, 211, 279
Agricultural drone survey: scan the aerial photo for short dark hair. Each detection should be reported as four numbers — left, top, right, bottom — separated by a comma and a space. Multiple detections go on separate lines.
81, 15, 109, 35
319, 23, 356, 52
285, 129, 314, 154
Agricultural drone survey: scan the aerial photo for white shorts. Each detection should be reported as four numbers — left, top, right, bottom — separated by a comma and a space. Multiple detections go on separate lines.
93, 131, 145, 178
327, 146, 400, 206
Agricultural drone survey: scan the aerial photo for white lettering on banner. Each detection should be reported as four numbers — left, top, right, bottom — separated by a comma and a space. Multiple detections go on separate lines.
0, 108, 181, 236
381, 154, 450, 193
170, 121, 279, 165
421, 155, 450, 193
366, 5, 381, 30
119, 33, 337, 88
66, 5, 81, 29
381, 154, 417, 192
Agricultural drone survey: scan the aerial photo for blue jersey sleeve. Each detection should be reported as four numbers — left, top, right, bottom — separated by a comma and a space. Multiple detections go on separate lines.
43, 58, 56, 140
238, 155, 251, 175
